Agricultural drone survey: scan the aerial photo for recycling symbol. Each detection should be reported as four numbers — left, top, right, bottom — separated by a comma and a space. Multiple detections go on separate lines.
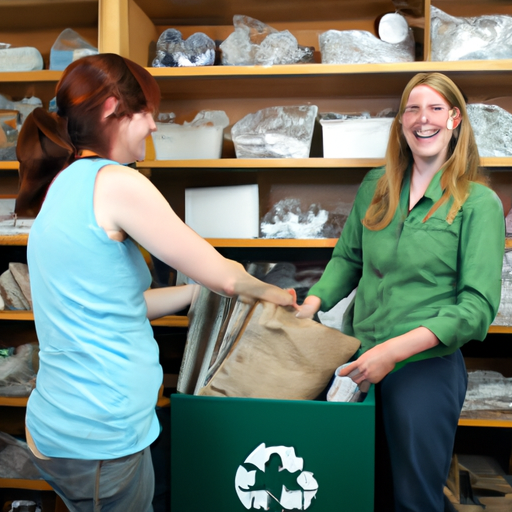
235, 443, 319, 510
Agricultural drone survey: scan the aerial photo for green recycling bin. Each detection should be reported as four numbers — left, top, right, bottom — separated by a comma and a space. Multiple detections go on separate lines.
171, 386, 375, 511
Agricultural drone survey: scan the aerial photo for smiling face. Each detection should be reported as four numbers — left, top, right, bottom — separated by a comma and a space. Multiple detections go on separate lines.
401, 84, 459, 165
109, 111, 157, 164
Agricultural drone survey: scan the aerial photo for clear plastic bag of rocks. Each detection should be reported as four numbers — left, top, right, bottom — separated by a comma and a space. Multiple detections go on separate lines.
467, 104, 512, 157
7, 501, 41, 512
0, 94, 41, 127
260, 198, 350, 239
319, 12, 415, 65
431, 6, 512, 61
153, 28, 216, 67
0, 343, 37, 397
50, 28, 98, 70
0, 431, 42, 480
232, 105, 318, 158
0, 109, 20, 161
220, 15, 314, 66
463, 370, 512, 412
492, 249, 512, 326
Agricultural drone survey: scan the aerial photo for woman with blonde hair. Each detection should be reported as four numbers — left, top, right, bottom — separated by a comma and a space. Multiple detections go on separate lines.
17, 53, 294, 512
297, 72, 505, 511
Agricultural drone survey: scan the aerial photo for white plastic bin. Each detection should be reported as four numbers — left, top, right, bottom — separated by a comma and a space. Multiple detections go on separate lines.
320, 117, 393, 158
151, 123, 224, 160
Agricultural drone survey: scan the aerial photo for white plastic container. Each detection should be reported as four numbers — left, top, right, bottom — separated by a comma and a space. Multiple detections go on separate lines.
152, 123, 225, 160
320, 117, 393, 158
185, 184, 259, 238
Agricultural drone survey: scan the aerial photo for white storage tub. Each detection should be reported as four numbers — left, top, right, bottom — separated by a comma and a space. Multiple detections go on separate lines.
152, 123, 225, 160
320, 117, 393, 158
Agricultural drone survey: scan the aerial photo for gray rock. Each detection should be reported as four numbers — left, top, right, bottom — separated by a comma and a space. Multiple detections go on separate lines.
467, 103, 512, 157
431, 6, 512, 61
153, 29, 216, 67
220, 15, 314, 66
319, 29, 415, 64
232, 105, 318, 158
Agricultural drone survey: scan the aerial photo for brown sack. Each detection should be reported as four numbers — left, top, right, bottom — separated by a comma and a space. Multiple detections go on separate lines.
198, 300, 360, 400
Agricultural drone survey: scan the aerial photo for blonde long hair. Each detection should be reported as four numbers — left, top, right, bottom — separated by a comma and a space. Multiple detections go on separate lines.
363, 72, 484, 231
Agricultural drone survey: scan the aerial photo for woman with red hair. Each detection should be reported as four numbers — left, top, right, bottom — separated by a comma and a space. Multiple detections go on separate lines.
17, 53, 294, 512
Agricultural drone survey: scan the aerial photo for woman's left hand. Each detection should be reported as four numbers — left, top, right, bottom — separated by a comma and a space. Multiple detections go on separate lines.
338, 326, 440, 384
339, 343, 396, 384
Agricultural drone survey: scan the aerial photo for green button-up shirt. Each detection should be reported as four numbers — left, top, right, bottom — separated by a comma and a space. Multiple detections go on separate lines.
309, 166, 505, 366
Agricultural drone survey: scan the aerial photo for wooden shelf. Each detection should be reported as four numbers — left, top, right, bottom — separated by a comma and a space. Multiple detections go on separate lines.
150, 315, 189, 327
204, 238, 337, 248
0, 70, 62, 82
488, 325, 512, 334
0, 234, 29, 245
0, 310, 189, 327
0, 310, 33, 320
138, 157, 512, 169
0, 477, 53, 491
147, 60, 512, 79
138, 158, 385, 169
458, 418, 512, 429
0, 395, 28, 407
0, 161, 19, 170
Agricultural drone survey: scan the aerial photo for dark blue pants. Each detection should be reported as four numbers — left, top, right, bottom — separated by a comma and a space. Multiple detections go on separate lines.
375, 350, 467, 512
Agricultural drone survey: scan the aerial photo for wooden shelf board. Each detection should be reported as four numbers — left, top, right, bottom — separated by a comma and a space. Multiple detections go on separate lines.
0, 310, 33, 320
0, 477, 53, 490
0, 70, 62, 82
0, 234, 29, 245
205, 238, 338, 248
138, 158, 385, 169
150, 315, 189, 327
0, 161, 19, 170
148, 61, 512, 78
139, 157, 512, 169
0, 396, 28, 407
488, 324, 512, 333
458, 418, 512, 428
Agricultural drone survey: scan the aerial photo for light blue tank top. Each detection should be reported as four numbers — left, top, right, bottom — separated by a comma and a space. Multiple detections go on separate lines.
26, 158, 162, 459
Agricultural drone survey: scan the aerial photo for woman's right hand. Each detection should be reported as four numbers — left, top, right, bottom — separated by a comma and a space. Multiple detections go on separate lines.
295, 295, 321, 319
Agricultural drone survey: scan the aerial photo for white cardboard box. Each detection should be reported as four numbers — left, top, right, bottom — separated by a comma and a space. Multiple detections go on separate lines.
185, 184, 259, 238
320, 117, 393, 158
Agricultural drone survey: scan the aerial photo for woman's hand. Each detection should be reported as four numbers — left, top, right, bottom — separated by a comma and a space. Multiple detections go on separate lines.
339, 343, 396, 384
295, 295, 321, 319
339, 326, 440, 384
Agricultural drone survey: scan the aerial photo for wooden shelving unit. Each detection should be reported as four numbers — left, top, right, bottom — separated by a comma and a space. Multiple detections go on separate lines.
1, 0, 512, 503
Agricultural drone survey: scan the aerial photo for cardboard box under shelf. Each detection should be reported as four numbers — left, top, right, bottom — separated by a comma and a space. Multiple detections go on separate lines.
171, 387, 375, 511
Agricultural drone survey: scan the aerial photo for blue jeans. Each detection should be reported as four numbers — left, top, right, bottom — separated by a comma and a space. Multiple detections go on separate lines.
29, 447, 154, 512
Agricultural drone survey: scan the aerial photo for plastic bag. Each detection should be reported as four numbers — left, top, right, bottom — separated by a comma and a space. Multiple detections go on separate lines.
0, 431, 42, 479
50, 28, 98, 70
0, 343, 37, 396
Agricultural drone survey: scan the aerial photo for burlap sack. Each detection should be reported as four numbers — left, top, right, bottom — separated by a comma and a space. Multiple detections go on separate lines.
198, 300, 360, 400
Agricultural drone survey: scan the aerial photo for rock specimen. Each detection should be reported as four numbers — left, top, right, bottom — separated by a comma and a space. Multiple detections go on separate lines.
153, 29, 216, 67
466, 103, 512, 157
431, 6, 512, 60
319, 29, 414, 64
220, 15, 314, 66
231, 105, 318, 158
